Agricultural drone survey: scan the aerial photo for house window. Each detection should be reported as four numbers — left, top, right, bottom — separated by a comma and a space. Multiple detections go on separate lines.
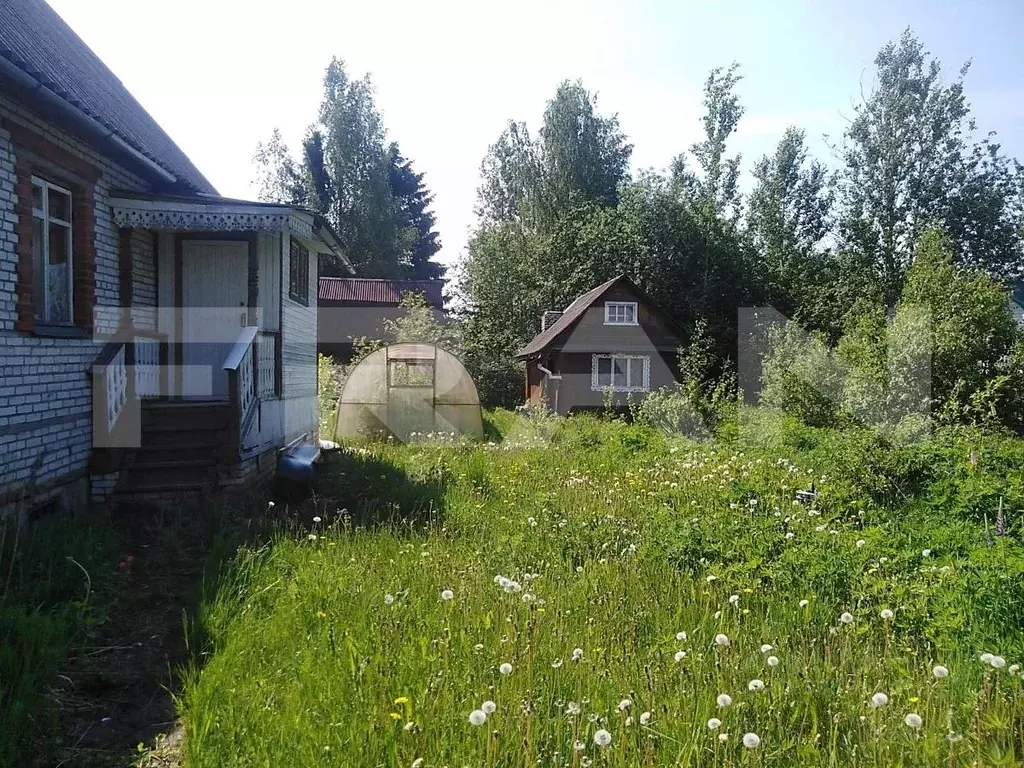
591, 354, 650, 392
604, 301, 638, 325
289, 238, 309, 305
31, 177, 74, 325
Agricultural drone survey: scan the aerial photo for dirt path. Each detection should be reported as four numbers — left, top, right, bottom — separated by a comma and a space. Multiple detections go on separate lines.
52, 504, 215, 768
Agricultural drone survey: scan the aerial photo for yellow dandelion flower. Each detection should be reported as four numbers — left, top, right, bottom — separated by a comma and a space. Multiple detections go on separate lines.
390, 712, 402, 720
316, 610, 327, 619
394, 697, 410, 705
909, 696, 919, 704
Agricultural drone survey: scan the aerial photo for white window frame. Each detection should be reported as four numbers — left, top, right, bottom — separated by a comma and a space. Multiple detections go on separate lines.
604, 301, 638, 325
31, 176, 74, 325
591, 354, 650, 392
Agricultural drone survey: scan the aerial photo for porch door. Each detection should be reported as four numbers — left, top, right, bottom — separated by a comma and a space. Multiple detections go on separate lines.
181, 241, 249, 399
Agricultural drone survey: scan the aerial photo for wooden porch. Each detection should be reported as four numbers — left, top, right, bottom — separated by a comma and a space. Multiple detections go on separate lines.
84, 191, 346, 498
91, 326, 281, 494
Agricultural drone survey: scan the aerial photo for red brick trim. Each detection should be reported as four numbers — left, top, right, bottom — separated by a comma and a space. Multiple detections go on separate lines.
6, 121, 99, 333
5, 120, 101, 183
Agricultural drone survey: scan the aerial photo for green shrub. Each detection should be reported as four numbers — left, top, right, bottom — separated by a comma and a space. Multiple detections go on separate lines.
636, 318, 737, 437
760, 322, 843, 427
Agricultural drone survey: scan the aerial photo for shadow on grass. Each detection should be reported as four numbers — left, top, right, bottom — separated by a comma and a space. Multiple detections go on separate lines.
8, 447, 444, 767
303, 447, 446, 530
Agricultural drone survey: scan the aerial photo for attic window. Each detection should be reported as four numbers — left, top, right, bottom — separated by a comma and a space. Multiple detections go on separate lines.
604, 301, 638, 325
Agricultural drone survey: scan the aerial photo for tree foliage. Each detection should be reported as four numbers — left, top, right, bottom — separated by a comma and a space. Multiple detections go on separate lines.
253, 58, 443, 280
453, 28, 1023, 429
839, 30, 1024, 303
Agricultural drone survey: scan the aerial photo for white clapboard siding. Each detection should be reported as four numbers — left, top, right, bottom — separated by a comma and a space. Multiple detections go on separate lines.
279, 232, 318, 444
257, 233, 281, 332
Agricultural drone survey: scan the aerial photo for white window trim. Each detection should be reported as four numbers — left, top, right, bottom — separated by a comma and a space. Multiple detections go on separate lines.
31, 176, 74, 326
604, 301, 638, 326
591, 354, 650, 392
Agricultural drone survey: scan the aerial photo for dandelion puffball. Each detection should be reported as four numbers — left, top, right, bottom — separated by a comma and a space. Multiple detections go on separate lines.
718, 733, 729, 743
760, 644, 773, 653
676, 631, 687, 641
767, 655, 780, 667
991, 655, 1007, 669
572, 647, 584, 661
922, 549, 931, 557
716, 693, 733, 708
840, 612, 854, 625
441, 589, 454, 601
980, 652, 994, 665
594, 729, 612, 747
707, 717, 722, 730
469, 709, 487, 726
933, 665, 949, 678
743, 732, 762, 749
729, 594, 740, 604
618, 699, 632, 711
1010, 664, 1021, 676
871, 692, 889, 708
880, 609, 894, 620
904, 713, 923, 729
482, 700, 496, 713
384, 594, 396, 605
674, 650, 686, 663
412, 759, 424, 768
639, 711, 652, 725
799, 599, 810, 608
714, 633, 730, 647
748, 679, 765, 692
499, 663, 513, 675
856, 539, 865, 548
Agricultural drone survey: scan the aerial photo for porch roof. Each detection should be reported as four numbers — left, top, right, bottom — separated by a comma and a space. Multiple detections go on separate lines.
109, 191, 352, 272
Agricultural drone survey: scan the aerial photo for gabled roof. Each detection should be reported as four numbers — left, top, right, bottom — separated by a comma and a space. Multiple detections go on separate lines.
0, 0, 216, 194
517, 275, 683, 358
319, 277, 445, 307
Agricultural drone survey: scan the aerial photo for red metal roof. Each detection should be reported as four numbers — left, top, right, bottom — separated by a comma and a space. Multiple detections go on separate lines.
318, 278, 445, 307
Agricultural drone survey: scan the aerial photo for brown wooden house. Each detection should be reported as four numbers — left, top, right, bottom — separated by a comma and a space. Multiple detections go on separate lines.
516, 275, 683, 413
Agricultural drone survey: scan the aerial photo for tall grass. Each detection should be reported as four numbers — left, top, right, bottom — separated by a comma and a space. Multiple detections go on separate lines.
181, 414, 1024, 766
0, 512, 120, 766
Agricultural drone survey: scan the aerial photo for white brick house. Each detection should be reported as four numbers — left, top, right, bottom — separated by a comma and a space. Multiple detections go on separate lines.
0, 0, 349, 513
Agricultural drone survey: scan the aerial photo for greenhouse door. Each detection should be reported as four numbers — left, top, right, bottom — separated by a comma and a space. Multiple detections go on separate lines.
387, 353, 435, 441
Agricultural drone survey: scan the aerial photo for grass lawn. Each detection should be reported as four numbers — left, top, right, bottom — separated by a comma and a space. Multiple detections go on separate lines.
180, 411, 1024, 766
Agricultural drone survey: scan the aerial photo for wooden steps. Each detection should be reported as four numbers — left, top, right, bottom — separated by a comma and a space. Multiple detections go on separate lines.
115, 400, 234, 496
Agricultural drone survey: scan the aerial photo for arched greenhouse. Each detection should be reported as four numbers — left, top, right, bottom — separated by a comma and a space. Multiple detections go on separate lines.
335, 343, 484, 442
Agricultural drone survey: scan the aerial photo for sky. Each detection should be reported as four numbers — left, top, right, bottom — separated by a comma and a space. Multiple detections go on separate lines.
48, 0, 1024, 270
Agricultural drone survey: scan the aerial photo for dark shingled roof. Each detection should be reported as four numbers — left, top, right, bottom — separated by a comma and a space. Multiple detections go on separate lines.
516, 275, 624, 358
517, 274, 687, 358
318, 277, 445, 307
0, 0, 217, 194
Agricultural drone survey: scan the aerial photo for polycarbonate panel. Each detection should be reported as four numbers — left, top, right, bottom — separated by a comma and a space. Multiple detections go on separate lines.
340, 348, 388, 404
388, 342, 436, 362
334, 343, 483, 442
336, 402, 391, 440
433, 348, 483, 405
434, 404, 484, 439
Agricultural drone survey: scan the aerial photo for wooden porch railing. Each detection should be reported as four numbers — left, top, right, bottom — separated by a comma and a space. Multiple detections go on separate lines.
129, 330, 168, 399
90, 330, 168, 459
223, 326, 259, 450
257, 330, 280, 398
92, 340, 129, 449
